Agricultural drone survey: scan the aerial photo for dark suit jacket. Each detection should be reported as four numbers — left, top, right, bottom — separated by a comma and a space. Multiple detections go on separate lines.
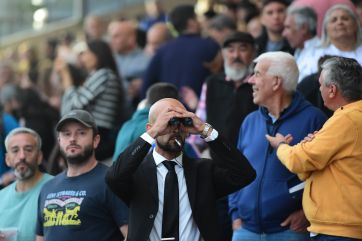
106, 135, 256, 241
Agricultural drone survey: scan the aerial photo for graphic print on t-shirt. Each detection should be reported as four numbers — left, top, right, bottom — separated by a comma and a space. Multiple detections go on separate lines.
43, 190, 86, 227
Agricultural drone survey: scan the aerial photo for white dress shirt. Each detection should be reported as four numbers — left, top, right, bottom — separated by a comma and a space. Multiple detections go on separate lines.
295, 36, 321, 83
140, 130, 218, 241
298, 41, 362, 83
150, 149, 202, 241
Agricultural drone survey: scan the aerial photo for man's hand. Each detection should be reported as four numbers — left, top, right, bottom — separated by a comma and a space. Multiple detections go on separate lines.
281, 209, 309, 232
179, 86, 198, 111
232, 218, 243, 231
146, 105, 208, 138
0, 171, 16, 187
176, 107, 206, 135
0, 231, 5, 241
301, 131, 318, 143
146, 107, 183, 138
0, 229, 17, 241
265, 133, 293, 149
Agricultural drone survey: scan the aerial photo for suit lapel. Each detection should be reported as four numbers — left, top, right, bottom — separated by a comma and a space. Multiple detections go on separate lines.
141, 153, 158, 201
183, 155, 198, 210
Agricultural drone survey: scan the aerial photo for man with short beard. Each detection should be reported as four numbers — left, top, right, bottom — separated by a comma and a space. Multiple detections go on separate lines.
35, 110, 128, 241
106, 98, 256, 241
0, 127, 52, 241
195, 31, 258, 149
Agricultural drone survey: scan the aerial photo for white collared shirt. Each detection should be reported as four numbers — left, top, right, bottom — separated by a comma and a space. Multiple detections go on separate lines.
295, 36, 321, 82
141, 133, 204, 241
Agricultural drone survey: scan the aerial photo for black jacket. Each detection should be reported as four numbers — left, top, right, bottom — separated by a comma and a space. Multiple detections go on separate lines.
106, 135, 256, 241
206, 73, 258, 146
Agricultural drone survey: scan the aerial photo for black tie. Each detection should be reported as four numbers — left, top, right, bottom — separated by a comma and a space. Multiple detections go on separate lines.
162, 161, 179, 241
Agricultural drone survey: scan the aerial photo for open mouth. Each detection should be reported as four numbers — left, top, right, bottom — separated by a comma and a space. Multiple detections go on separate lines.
15, 163, 28, 172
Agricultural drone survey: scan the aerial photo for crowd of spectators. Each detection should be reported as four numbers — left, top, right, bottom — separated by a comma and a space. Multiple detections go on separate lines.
0, 0, 362, 240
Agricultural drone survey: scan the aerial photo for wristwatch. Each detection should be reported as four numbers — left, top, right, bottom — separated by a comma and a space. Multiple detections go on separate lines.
200, 123, 212, 139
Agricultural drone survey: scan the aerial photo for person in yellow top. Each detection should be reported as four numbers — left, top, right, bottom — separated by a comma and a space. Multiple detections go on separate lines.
266, 56, 362, 241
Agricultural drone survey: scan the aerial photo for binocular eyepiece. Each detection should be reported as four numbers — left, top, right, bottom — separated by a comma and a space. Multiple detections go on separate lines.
168, 117, 193, 127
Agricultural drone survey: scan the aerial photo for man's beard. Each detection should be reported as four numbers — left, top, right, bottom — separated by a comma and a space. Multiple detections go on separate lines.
14, 160, 36, 180
224, 63, 249, 81
60, 144, 94, 165
157, 137, 184, 153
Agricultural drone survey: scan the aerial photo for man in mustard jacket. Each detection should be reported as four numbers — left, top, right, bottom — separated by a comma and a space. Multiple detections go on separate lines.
267, 56, 362, 240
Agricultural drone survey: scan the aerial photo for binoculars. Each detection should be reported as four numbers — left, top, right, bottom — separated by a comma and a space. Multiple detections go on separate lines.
168, 117, 193, 127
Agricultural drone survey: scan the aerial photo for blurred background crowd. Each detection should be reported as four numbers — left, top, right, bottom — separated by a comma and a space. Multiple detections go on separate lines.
0, 0, 361, 190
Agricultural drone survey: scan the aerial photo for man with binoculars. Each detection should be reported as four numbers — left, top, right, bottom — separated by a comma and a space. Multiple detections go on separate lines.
106, 98, 256, 241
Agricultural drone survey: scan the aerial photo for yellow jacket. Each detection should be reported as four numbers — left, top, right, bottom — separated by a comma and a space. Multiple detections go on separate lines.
277, 100, 362, 239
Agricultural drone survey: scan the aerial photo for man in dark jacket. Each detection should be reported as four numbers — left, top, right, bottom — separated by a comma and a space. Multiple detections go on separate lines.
106, 98, 256, 241
141, 5, 221, 100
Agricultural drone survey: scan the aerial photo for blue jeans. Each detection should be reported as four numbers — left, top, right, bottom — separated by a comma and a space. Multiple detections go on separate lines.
232, 227, 310, 241
312, 234, 362, 241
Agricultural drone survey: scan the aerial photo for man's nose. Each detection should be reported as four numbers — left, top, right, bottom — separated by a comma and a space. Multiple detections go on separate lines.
16, 149, 27, 161
68, 132, 80, 140
248, 75, 255, 84
230, 50, 240, 59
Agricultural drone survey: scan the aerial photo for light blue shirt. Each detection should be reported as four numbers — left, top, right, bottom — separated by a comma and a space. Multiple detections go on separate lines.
0, 174, 53, 241
114, 48, 150, 83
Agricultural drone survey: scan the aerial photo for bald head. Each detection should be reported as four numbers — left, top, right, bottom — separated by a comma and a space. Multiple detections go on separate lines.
84, 15, 106, 40
145, 23, 171, 55
108, 20, 137, 53
149, 98, 185, 124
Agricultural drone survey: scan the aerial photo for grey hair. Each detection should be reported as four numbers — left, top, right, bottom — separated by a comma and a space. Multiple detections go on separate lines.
254, 51, 299, 93
208, 14, 237, 31
321, 4, 362, 48
5, 127, 42, 151
287, 6, 317, 36
321, 56, 362, 102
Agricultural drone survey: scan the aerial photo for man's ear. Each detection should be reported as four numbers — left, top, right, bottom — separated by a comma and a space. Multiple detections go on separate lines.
37, 151, 44, 166
300, 23, 309, 36
329, 84, 337, 98
5, 153, 11, 168
93, 134, 101, 149
146, 123, 152, 131
272, 76, 283, 91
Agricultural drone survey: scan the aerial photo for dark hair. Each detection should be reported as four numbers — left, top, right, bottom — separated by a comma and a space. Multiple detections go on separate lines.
238, 0, 260, 23
87, 40, 119, 76
67, 63, 87, 87
262, 0, 289, 8
204, 9, 217, 19
146, 83, 179, 106
169, 5, 196, 33
351, 0, 362, 7
136, 28, 147, 48
46, 38, 59, 60
321, 57, 362, 102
